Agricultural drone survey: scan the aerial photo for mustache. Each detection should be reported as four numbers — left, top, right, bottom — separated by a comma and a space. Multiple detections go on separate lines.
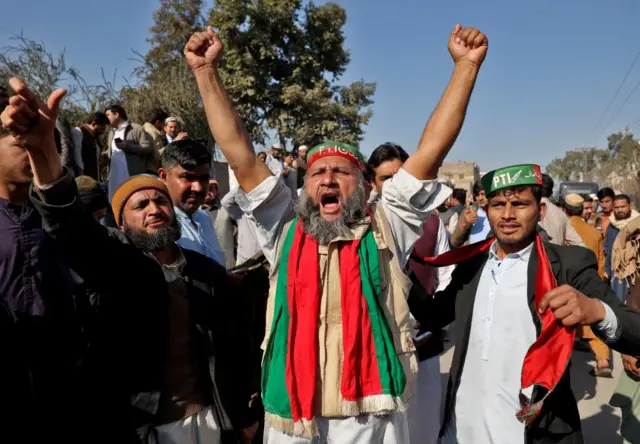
295, 183, 366, 245
145, 212, 170, 226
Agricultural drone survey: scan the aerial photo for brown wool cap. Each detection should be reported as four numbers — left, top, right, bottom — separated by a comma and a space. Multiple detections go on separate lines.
564, 193, 584, 207
111, 175, 170, 226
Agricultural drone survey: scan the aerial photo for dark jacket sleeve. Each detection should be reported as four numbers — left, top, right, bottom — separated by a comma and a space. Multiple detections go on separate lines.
410, 259, 473, 332
569, 247, 640, 356
30, 169, 145, 290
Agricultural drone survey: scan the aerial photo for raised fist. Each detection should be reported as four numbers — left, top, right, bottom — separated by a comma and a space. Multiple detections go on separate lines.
0, 77, 66, 152
184, 26, 224, 72
448, 24, 488, 68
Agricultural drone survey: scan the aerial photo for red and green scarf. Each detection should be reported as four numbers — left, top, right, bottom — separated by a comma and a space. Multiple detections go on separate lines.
413, 235, 575, 425
262, 218, 406, 437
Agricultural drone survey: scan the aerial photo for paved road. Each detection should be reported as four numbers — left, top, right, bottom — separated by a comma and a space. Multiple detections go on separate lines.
439, 332, 624, 443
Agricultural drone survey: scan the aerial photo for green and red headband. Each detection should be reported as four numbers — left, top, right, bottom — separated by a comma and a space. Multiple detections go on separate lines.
306, 141, 365, 170
480, 164, 542, 194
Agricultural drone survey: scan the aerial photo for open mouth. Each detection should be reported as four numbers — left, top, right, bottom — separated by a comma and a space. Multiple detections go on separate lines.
499, 224, 520, 234
320, 193, 341, 213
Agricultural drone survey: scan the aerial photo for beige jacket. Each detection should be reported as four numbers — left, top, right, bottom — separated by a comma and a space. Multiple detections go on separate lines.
263, 204, 418, 418
106, 122, 156, 176
142, 122, 164, 167
540, 197, 585, 247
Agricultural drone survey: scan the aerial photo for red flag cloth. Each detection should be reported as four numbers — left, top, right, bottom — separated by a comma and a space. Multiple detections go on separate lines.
412, 235, 575, 424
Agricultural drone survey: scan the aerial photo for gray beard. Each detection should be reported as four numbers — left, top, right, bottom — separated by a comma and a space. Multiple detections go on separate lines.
295, 184, 366, 245
124, 216, 182, 252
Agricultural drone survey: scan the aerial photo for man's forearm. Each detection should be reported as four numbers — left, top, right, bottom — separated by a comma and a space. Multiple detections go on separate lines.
450, 224, 470, 248
403, 61, 479, 180
29, 139, 64, 187
194, 66, 270, 192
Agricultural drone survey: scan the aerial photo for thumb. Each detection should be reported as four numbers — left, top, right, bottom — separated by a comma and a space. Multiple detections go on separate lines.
451, 24, 461, 38
47, 88, 67, 115
538, 289, 555, 313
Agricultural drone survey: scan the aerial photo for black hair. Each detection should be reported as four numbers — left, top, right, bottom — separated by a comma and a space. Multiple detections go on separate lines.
367, 143, 410, 170
531, 185, 544, 203
614, 194, 631, 204
541, 174, 554, 198
472, 180, 484, 197
162, 139, 212, 170
87, 111, 109, 126
597, 187, 615, 200
0, 84, 8, 112
105, 104, 128, 121
563, 202, 583, 217
583, 196, 594, 203
147, 108, 168, 125
453, 188, 467, 204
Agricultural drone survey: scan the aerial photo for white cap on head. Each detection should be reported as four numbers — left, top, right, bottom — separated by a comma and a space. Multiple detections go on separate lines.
298, 145, 308, 152
272, 143, 283, 150
164, 116, 179, 124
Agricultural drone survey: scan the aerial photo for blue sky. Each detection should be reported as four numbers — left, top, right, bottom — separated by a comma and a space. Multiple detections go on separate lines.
2, 0, 640, 171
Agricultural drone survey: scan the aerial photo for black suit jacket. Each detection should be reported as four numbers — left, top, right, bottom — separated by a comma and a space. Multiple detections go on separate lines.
414, 242, 640, 444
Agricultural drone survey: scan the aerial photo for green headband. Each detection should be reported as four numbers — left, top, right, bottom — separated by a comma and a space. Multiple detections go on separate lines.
480, 164, 543, 194
306, 141, 365, 169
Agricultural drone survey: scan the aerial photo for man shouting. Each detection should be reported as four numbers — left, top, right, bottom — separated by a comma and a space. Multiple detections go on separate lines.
185, 24, 488, 442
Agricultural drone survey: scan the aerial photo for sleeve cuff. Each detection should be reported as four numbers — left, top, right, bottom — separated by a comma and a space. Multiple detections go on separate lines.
593, 301, 621, 343
235, 174, 282, 213
382, 168, 451, 212
31, 167, 75, 205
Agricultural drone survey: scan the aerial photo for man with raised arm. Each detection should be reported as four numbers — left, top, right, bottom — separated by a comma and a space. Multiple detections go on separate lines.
185, 25, 488, 443
2, 78, 258, 444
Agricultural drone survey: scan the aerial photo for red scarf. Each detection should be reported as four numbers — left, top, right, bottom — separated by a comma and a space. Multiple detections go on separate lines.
263, 219, 405, 437
413, 236, 575, 424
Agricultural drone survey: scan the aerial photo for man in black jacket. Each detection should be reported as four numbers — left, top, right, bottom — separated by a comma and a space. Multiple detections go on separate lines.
0, 80, 83, 444
1, 77, 258, 444
413, 163, 640, 444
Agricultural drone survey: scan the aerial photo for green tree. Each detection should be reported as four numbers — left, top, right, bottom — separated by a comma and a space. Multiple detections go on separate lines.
547, 131, 640, 198
141, 0, 205, 81
126, 0, 210, 145
209, 0, 376, 148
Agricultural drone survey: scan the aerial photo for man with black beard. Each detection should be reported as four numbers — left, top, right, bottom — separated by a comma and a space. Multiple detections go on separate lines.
187, 24, 488, 442
2, 77, 258, 444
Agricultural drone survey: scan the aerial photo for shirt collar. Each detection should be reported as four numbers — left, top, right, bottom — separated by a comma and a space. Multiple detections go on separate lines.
174, 206, 192, 219
488, 239, 534, 262
147, 244, 186, 280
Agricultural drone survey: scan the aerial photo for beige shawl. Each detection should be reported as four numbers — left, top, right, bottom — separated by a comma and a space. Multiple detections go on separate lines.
613, 214, 640, 284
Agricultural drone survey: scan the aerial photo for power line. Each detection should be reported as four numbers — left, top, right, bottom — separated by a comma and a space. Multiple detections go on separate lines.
628, 115, 640, 131
588, 50, 640, 136
600, 73, 640, 137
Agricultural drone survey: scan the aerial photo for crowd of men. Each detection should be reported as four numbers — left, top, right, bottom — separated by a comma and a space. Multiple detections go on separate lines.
2, 22, 640, 444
